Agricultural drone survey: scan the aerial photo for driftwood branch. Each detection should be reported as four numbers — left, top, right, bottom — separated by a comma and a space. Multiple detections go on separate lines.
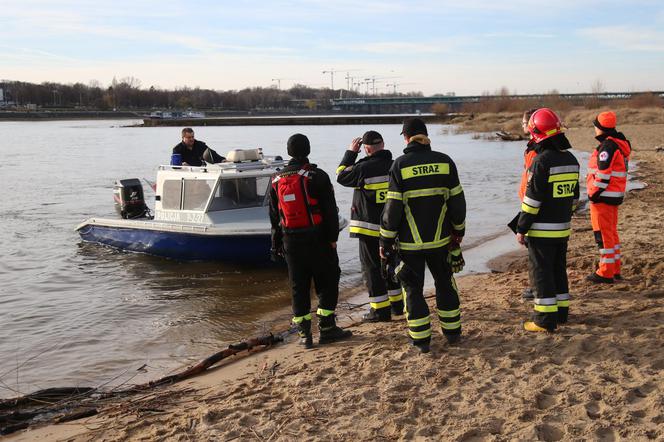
0, 333, 286, 436
134, 333, 283, 389
495, 131, 527, 141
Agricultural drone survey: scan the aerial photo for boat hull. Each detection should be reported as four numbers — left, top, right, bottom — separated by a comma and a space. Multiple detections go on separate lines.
77, 223, 271, 263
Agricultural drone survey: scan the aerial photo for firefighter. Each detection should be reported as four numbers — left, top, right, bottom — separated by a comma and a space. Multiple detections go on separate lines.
269, 133, 353, 348
586, 111, 632, 284
336, 131, 404, 322
380, 118, 467, 353
516, 108, 580, 332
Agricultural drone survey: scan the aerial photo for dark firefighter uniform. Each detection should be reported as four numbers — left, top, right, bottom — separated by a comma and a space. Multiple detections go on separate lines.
269, 134, 351, 347
587, 126, 631, 281
336, 142, 404, 320
517, 134, 580, 330
380, 126, 466, 350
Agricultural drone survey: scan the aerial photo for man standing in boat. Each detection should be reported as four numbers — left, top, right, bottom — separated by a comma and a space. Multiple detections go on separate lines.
269, 133, 352, 349
172, 128, 225, 166
336, 131, 404, 322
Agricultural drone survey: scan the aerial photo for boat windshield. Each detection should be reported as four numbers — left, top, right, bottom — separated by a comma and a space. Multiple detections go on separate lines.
183, 179, 216, 210
161, 179, 216, 211
208, 176, 270, 211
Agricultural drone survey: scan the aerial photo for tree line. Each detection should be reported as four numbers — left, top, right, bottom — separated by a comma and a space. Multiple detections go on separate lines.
0, 78, 422, 111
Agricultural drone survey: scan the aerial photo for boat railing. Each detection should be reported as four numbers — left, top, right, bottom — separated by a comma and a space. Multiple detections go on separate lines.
159, 158, 287, 174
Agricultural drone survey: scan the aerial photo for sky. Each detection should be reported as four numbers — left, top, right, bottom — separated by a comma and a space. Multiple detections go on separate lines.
1, 0, 663, 96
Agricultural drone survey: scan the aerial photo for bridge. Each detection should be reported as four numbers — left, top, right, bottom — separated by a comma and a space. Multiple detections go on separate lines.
328, 91, 664, 113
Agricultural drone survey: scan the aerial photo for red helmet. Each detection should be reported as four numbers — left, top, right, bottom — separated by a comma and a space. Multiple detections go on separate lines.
527, 108, 563, 143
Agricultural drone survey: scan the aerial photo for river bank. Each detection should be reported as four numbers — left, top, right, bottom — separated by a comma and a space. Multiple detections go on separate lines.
139, 114, 439, 127
7, 117, 664, 441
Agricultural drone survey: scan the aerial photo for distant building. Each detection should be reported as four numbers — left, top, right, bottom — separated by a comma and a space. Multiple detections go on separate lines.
0, 87, 4, 103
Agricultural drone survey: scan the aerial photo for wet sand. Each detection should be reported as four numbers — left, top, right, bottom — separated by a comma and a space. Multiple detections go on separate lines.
8, 112, 664, 441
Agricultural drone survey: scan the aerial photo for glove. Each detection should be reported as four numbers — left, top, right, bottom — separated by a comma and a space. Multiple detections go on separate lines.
380, 245, 398, 282
270, 246, 284, 263
588, 192, 601, 203
447, 245, 465, 273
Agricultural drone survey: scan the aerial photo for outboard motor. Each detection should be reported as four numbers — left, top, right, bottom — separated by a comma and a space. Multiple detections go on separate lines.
113, 178, 149, 219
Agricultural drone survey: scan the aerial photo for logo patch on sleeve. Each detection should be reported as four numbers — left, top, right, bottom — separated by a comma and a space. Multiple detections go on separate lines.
599, 151, 609, 162
553, 181, 577, 198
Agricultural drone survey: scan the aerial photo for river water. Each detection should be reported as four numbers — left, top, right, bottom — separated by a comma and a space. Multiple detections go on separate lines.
0, 119, 586, 397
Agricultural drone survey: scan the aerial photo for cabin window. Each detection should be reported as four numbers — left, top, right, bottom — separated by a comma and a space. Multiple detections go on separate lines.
208, 177, 270, 211
161, 180, 182, 210
183, 179, 215, 211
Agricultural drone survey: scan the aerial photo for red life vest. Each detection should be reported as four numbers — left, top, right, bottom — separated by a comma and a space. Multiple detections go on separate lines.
272, 165, 323, 231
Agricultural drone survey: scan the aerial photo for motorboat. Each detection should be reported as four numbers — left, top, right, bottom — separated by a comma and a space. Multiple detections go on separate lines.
76, 149, 348, 263
148, 110, 206, 119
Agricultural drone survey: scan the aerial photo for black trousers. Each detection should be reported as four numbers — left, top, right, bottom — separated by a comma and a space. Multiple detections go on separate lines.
397, 249, 461, 343
358, 236, 402, 310
528, 258, 538, 297
283, 233, 340, 318
528, 240, 569, 329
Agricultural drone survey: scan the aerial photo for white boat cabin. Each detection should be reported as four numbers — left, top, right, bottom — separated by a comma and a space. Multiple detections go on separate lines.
153, 149, 285, 225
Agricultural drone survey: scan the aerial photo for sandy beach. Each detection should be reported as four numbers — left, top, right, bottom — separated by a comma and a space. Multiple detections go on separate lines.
7, 110, 664, 441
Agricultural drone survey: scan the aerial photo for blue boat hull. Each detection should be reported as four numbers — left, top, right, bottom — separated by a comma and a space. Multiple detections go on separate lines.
78, 224, 271, 263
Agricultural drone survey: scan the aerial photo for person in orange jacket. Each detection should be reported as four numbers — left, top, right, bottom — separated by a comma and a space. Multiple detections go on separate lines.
586, 111, 632, 284
517, 108, 538, 300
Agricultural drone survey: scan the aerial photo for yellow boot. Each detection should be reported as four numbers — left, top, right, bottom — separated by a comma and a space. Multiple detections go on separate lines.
524, 321, 553, 332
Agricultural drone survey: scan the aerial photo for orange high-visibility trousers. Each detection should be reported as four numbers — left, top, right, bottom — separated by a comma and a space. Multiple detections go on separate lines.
590, 202, 619, 278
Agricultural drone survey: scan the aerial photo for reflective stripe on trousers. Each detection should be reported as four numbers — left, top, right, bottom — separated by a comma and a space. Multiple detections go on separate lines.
399, 250, 461, 342
590, 203, 619, 278
388, 288, 403, 303
407, 315, 432, 340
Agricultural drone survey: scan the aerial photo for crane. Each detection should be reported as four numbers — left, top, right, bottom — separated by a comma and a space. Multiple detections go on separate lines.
343, 70, 363, 90
364, 75, 402, 95
271, 78, 294, 89
322, 68, 360, 90
385, 82, 417, 95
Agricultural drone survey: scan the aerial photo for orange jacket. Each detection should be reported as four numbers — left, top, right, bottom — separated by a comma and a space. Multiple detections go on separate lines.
587, 133, 631, 205
518, 144, 537, 202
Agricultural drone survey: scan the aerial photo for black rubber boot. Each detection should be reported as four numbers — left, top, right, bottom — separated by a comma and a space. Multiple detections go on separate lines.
297, 319, 313, 349
390, 300, 405, 316
557, 308, 569, 324
586, 272, 614, 284
318, 313, 352, 344
444, 333, 461, 345
362, 307, 391, 323
521, 288, 535, 300
412, 339, 430, 354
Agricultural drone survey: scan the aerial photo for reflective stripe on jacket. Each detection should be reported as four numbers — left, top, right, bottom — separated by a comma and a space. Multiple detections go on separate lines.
586, 133, 632, 206
336, 149, 393, 238
517, 134, 580, 242
380, 140, 466, 252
